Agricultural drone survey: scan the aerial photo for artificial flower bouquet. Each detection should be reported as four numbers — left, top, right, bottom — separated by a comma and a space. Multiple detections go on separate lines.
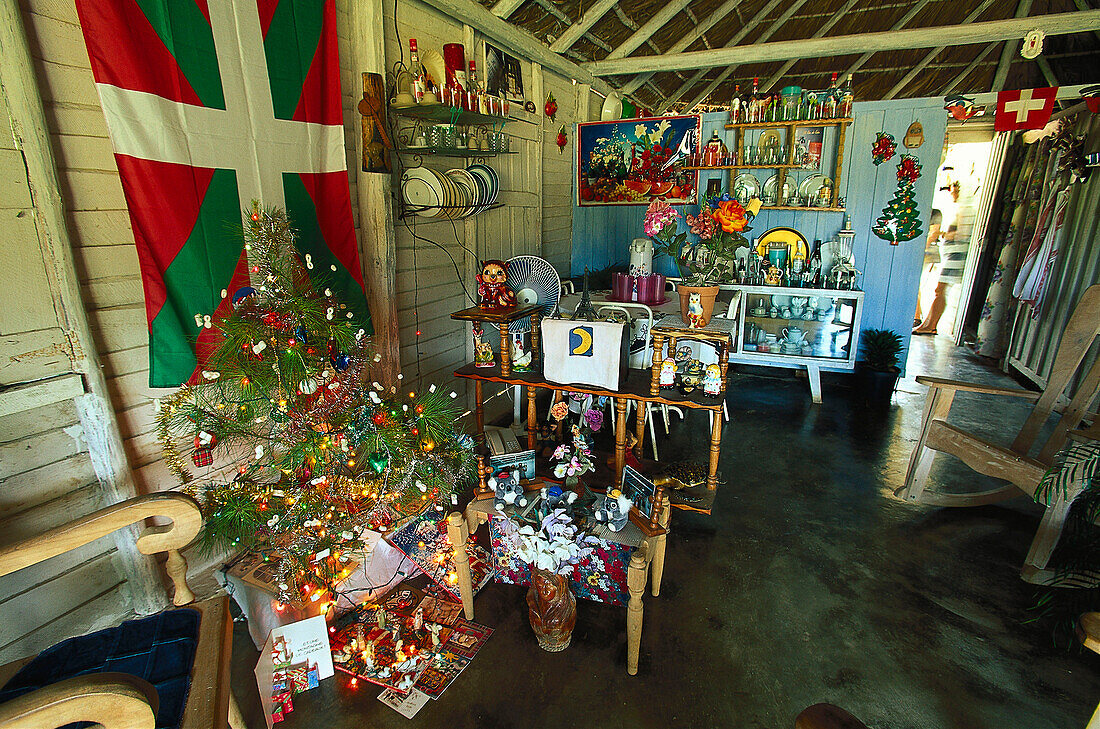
645, 195, 761, 285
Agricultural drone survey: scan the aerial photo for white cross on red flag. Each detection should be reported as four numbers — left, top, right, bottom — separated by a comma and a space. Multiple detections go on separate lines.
994, 87, 1059, 132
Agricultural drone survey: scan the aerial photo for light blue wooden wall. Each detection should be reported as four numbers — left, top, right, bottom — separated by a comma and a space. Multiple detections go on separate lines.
569, 99, 949, 365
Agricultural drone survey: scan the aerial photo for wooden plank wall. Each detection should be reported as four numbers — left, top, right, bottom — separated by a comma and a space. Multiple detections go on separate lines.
541, 72, 580, 277
0, 65, 131, 663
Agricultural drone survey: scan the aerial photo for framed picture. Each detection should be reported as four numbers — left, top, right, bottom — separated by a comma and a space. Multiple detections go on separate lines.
577, 115, 700, 206
484, 43, 524, 102
488, 449, 536, 481
620, 465, 658, 522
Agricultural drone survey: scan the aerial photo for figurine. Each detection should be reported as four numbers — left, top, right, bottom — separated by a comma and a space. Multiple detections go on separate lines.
476, 259, 517, 309
594, 488, 632, 532
362, 641, 375, 670
512, 334, 532, 371
686, 291, 705, 329
473, 323, 494, 368
489, 468, 528, 511
541, 483, 578, 511
678, 359, 705, 395
428, 622, 443, 648
658, 359, 676, 388
412, 605, 424, 631
702, 364, 723, 397
764, 265, 783, 286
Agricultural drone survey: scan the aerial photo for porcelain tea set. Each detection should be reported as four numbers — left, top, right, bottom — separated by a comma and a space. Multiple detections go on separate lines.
749, 295, 831, 322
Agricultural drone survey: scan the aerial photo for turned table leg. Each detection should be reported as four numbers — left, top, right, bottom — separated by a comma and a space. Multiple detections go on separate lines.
626, 550, 647, 675
634, 398, 646, 458
551, 389, 563, 440
651, 494, 671, 597
530, 312, 541, 365
707, 409, 721, 490
446, 513, 474, 620
615, 397, 627, 487
718, 342, 730, 399
474, 380, 484, 442
499, 329, 512, 377
527, 384, 537, 450
649, 333, 665, 396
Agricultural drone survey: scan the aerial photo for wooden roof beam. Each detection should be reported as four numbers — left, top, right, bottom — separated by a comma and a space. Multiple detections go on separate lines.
607, 0, 695, 60
585, 9, 1100, 76
758, 0, 867, 93
941, 44, 1000, 94
661, 0, 808, 113
490, 0, 525, 20
550, 0, 620, 53
1072, 0, 1100, 42
992, 0, 1033, 90
618, 0, 747, 95
883, 0, 997, 99
530, 0, 612, 52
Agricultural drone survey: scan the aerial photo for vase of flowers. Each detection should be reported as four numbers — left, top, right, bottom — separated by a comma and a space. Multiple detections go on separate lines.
645, 195, 759, 327
550, 442, 595, 490
496, 508, 599, 651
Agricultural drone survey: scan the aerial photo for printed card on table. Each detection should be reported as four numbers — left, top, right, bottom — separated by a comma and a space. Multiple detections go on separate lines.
387, 511, 495, 600
255, 615, 333, 728
378, 687, 431, 718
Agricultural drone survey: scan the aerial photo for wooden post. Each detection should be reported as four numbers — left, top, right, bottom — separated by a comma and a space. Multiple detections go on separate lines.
551, 390, 563, 440
499, 330, 512, 377
350, 0, 399, 386
649, 333, 665, 395
165, 549, 194, 606
474, 380, 484, 439
634, 399, 646, 457
651, 493, 671, 597
446, 513, 475, 620
475, 456, 494, 500
527, 385, 538, 450
626, 549, 647, 675
615, 397, 627, 486
707, 409, 722, 490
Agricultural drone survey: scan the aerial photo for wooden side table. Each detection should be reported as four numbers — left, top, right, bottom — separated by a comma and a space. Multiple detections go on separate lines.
450, 304, 543, 377
446, 493, 671, 676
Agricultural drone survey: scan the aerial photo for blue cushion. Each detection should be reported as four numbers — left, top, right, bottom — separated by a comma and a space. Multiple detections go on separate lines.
0, 610, 199, 729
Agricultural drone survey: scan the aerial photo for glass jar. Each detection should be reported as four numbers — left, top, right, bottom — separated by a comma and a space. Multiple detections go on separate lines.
781, 86, 802, 121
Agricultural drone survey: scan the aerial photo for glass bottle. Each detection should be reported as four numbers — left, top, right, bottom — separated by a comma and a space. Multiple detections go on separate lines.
823, 72, 839, 119
839, 74, 854, 118
729, 84, 741, 124
809, 239, 822, 286
749, 77, 761, 123
409, 39, 425, 103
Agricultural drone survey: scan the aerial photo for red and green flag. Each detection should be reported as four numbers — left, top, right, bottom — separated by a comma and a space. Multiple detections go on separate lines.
74, 0, 371, 387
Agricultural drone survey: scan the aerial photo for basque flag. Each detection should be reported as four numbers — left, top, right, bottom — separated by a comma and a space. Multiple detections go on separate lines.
994, 87, 1058, 132
74, 0, 371, 386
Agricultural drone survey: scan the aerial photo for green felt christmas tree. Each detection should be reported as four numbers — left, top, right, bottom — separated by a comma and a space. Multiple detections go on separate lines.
156, 204, 474, 605
872, 154, 923, 246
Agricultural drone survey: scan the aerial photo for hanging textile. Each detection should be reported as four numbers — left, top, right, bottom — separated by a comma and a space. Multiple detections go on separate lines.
1014, 186, 1071, 317
73, 0, 371, 386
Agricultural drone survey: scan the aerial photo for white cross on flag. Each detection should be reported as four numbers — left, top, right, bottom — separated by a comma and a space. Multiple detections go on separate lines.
994, 87, 1059, 132
73, 0, 370, 387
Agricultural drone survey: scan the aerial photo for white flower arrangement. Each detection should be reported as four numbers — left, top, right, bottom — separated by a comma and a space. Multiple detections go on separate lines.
496, 508, 600, 575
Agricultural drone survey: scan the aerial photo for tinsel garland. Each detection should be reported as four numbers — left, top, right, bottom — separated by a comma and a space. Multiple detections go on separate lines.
156, 204, 475, 604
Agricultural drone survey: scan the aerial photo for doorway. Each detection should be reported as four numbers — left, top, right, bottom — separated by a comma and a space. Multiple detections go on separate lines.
912, 124, 998, 342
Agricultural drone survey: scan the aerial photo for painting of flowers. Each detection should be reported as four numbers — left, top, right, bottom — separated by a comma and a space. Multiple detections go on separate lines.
577, 115, 700, 206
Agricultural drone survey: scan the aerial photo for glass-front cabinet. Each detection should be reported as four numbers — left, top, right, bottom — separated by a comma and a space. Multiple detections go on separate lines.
730, 285, 864, 402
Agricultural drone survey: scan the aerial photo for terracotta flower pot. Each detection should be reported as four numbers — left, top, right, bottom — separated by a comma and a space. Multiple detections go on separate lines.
677, 284, 720, 327
526, 568, 576, 652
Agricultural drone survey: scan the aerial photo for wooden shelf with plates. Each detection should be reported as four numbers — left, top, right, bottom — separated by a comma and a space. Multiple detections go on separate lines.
390, 103, 510, 126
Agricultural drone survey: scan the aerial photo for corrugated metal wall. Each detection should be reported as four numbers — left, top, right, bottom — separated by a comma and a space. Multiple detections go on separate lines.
1006, 113, 1100, 397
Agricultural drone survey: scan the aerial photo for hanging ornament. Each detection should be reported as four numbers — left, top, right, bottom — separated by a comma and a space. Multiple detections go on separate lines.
331, 351, 351, 372
943, 94, 984, 122
367, 451, 389, 474
231, 286, 256, 307
194, 431, 216, 449
372, 411, 386, 425
544, 92, 558, 121
1083, 85, 1100, 114
1020, 29, 1045, 60
872, 155, 923, 245
870, 132, 896, 165
903, 121, 924, 149
299, 378, 319, 395
192, 447, 213, 467
294, 326, 309, 346
418, 434, 436, 452
556, 124, 568, 154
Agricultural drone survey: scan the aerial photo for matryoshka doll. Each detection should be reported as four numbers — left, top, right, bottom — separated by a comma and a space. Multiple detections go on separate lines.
658, 359, 677, 388
702, 363, 723, 397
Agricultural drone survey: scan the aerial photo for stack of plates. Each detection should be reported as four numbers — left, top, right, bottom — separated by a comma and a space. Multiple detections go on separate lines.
400, 163, 499, 219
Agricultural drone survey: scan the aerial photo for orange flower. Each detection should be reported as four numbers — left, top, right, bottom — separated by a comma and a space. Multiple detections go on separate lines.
712, 199, 748, 233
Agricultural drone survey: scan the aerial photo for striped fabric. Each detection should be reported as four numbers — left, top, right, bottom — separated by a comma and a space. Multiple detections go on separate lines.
73, 0, 371, 386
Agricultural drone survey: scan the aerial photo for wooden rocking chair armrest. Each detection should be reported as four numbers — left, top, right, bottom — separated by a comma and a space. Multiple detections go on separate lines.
0, 492, 202, 579
1078, 612, 1100, 654
0, 673, 158, 729
914, 376, 1042, 401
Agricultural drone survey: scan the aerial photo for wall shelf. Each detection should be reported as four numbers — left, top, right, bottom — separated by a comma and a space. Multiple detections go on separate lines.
397, 147, 515, 158
760, 205, 846, 212
390, 103, 509, 126
723, 118, 853, 130
683, 163, 799, 170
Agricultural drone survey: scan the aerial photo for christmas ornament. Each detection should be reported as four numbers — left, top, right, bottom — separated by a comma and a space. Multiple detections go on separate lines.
294, 326, 309, 345
944, 94, 984, 122
418, 435, 436, 452
368, 451, 389, 474
871, 132, 896, 165
372, 411, 386, 425
299, 378, 319, 395
903, 121, 924, 149
1020, 29, 1045, 60
194, 431, 216, 449
872, 155, 923, 245
263, 311, 289, 328
544, 92, 558, 121
192, 447, 213, 467
1082, 85, 1100, 114
556, 125, 568, 154
331, 351, 351, 372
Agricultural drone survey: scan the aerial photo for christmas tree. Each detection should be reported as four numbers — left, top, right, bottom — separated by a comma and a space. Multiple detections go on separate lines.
157, 205, 475, 605
872, 154, 923, 245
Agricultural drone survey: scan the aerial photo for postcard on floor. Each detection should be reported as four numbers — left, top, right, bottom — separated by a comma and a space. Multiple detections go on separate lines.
378, 687, 430, 718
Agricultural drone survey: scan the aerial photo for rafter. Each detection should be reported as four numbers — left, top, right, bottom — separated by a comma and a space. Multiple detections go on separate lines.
1072, 0, 1100, 42
618, 0, 747, 95
883, 0, 997, 100
607, 0, 695, 59
550, 0, 620, 53
490, 0, 525, 20
758, 0, 863, 93
585, 10, 1100, 76
992, 0, 1033, 90
530, 0, 612, 53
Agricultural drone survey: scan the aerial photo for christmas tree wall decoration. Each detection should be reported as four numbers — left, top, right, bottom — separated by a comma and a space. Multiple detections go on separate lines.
872, 154, 923, 245
157, 204, 475, 605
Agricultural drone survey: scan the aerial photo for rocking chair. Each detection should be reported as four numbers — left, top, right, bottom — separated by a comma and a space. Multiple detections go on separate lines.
897, 284, 1100, 584
0, 492, 244, 729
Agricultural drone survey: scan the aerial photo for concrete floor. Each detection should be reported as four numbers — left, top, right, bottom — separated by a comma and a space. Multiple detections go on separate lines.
229, 335, 1100, 728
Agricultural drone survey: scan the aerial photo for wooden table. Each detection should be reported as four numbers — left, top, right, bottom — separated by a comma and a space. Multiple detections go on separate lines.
454, 362, 725, 513
446, 492, 670, 675
450, 303, 543, 377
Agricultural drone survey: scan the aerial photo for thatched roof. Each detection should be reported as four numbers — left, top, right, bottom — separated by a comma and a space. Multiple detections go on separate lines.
481, 0, 1100, 111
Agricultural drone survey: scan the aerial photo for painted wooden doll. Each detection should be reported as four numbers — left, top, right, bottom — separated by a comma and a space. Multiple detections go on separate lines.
476, 259, 517, 309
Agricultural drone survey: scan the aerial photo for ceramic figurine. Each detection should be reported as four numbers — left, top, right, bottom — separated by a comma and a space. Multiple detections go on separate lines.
541, 483, 578, 511
702, 364, 723, 397
476, 259, 517, 309
512, 334, 532, 372
428, 622, 443, 648
413, 605, 424, 631
594, 488, 632, 532
764, 265, 783, 286
473, 323, 494, 368
658, 359, 677, 388
489, 468, 528, 511
678, 359, 705, 395
686, 291, 705, 329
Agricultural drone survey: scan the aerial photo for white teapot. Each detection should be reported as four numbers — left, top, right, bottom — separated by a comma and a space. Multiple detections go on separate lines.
782, 326, 807, 346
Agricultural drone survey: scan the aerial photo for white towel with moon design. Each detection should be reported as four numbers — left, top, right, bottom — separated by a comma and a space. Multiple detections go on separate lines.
541, 319, 626, 391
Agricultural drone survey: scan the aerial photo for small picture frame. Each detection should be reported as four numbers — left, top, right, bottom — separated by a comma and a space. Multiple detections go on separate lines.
620, 465, 658, 522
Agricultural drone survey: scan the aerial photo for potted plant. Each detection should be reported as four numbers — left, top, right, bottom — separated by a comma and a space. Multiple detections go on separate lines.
856, 328, 903, 403
495, 507, 600, 651
645, 195, 759, 327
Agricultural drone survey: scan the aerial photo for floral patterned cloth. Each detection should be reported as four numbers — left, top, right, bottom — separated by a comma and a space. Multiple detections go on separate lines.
487, 515, 632, 606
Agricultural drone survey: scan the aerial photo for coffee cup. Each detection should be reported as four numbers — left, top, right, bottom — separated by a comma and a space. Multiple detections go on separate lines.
780, 306, 791, 318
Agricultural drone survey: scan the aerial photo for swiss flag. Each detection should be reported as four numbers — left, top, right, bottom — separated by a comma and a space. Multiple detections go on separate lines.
995, 87, 1058, 132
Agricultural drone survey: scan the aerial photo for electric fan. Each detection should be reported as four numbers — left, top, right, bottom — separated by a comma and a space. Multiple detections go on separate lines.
498, 255, 562, 335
